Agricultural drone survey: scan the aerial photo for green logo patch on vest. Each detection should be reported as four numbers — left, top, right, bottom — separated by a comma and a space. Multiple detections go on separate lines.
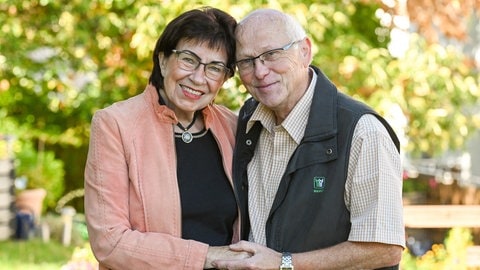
313, 176, 325, 193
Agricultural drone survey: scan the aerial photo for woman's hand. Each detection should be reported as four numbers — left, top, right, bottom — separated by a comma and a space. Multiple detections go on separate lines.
211, 241, 282, 270
204, 245, 252, 269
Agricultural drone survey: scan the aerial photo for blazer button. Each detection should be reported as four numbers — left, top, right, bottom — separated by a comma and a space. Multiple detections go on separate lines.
326, 148, 333, 155
246, 139, 252, 146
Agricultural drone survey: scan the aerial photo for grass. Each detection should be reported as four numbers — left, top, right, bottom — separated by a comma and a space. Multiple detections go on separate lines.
0, 212, 95, 269
0, 238, 75, 270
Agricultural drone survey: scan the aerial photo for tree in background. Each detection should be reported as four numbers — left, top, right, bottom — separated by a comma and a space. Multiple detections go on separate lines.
373, 0, 480, 156
1, 0, 479, 212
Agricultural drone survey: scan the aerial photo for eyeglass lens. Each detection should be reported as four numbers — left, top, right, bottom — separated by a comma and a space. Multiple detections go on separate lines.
173, 50, 228, 81
236, 40, 301, 75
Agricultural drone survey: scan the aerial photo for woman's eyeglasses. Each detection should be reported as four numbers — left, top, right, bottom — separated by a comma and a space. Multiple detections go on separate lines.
172, 50, 230, 81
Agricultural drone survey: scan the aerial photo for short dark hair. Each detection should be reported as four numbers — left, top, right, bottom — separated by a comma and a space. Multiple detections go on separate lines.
149, 7, 237, 90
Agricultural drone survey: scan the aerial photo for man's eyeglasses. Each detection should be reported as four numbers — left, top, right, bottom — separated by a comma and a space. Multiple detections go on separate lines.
236, 39, 304, 76
172, 49, 230, 81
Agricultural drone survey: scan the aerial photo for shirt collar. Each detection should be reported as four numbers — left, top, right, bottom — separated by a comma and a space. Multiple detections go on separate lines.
246, 68, 318, 144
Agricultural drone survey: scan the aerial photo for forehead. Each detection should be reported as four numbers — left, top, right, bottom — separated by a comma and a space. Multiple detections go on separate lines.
176, 39, 227, 61
236, 13, 289, 54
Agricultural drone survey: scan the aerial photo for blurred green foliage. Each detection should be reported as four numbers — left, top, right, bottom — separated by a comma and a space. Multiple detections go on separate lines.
401, 227, 474, 269
1, 0, 479, 211
14, 140, 64, 212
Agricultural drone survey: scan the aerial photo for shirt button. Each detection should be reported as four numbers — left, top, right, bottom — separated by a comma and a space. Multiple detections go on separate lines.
326, 148, 333, 155
246, 139, 252, 146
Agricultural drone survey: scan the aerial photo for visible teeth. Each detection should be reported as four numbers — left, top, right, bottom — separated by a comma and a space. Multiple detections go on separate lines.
183, 86, 202, 96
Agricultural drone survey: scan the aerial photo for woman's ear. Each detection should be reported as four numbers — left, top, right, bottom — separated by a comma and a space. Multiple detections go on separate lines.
158, 53, 167, 77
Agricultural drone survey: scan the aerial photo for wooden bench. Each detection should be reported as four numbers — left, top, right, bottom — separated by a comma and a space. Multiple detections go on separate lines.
403, 204, 480, 267
404, 205, 480, 228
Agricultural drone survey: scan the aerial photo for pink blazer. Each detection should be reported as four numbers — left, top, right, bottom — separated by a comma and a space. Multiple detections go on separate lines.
84, 84, 239, 269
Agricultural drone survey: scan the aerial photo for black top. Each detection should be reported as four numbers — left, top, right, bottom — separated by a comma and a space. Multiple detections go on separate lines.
175, 129, 237, 246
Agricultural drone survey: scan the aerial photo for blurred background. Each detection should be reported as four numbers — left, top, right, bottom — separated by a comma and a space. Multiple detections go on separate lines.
1, 0, 479, 269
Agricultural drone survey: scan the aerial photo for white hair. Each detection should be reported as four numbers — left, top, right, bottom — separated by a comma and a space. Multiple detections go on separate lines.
237, 9, 306, 41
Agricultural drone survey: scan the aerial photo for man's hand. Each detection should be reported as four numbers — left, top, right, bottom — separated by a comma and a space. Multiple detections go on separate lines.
212, 241, 282, 270
204, 245, 252, 269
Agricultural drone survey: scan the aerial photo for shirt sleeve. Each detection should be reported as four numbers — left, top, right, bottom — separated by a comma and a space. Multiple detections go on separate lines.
345, 114, 406, 247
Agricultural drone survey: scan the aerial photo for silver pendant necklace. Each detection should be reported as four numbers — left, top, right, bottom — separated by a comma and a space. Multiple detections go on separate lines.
176, 112, 198, 143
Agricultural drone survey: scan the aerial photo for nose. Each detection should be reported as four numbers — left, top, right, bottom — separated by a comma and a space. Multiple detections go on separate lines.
190, 63, 207, 83
253, 58, 269, 78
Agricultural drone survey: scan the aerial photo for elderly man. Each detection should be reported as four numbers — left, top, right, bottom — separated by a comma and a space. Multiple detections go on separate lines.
214, 8, 405, 270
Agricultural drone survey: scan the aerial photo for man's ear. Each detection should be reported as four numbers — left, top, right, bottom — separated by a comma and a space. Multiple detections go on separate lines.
300, 37, 313, 67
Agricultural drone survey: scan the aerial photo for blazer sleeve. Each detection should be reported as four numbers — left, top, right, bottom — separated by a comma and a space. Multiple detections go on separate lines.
84, 109, 208, 270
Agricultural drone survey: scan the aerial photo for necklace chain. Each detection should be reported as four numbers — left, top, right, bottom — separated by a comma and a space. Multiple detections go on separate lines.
177, 113, 197, 131
176, 111, 198, 143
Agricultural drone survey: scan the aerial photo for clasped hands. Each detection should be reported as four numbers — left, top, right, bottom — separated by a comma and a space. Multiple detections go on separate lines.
205, 241, 282, 270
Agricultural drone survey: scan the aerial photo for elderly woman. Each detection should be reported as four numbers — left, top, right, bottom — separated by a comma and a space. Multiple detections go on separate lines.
84, 7, 246, 269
